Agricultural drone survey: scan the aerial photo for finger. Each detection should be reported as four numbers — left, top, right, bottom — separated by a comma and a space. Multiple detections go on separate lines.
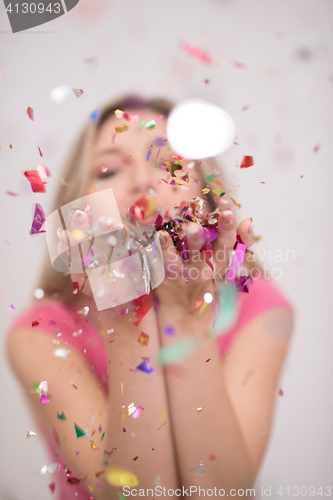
236, 217, 255, 248
158, 231, 183, 280
56, 228, 71, 269
213, 209, 237, 278
70, 210, 93, 274
91, 216, 115, 267
108, 224, 130, 264
185, 223, 205, 262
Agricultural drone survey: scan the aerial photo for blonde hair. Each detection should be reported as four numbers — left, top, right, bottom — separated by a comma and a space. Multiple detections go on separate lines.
34, 94, 255, 305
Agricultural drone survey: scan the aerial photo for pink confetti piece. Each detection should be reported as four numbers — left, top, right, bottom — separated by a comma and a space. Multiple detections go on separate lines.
227, 242, 246, 281
38, 146, 43, 157
313, 144, 320, 153
36, 165, 52, 178
101, 166, 108, 173
6, 191, 18, 196
232, 60, 247, 69
27, 107, 34, 121
242, 105, 249, 111
132, 406, 142, 419
40, 394, 49, 404
278, 388, 284, 396
9, 304, 15, 312
30, 203, 46, 234
156, 115, 163, 121
179, 41, 215, 64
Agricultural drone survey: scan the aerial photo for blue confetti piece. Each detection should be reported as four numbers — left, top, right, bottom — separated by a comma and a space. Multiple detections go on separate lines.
146, 146, 152, 162
137, 359, 154, 374
163, 324, 175, 335
89, 108, 100, 121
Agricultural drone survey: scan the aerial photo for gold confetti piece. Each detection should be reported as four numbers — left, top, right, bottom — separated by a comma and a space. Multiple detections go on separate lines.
9, 144, 12, 149
104, 466, 139, 487
88, 485, 94, 492
213, 188, 223, 196
164, 161, 182, 177
91, 440, 101, 450
115, 125, 129, 133
27, 431, 37, 437
121, 410, 126, 420
230, 196, 242, 209
212, 178, 224, 189
202, 187, 210, 195
197, 407, 203, 412
71, 381, 78, 390
159, 410, 165, 420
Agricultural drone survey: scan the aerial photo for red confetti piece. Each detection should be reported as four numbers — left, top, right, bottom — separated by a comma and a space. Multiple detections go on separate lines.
95, 470, 106, 477
278, 388, 284, 396
300, 175, 304, 179
48, 482, 56, 493
133, 456, 139, 461
24, 170, 47, 193
240, 156, 254, 169
204, 79, 210, 84
32, 318, 41, 327
132, 294, 153, 327
206, 358, 211, 363
138, 332, 149, 346
208, 454, 217, 461
27, 107, 34, 121
259, 181, 266, 184
6, 191, 18, 196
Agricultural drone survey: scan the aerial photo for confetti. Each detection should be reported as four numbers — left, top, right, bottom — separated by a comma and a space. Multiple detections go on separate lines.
90, 108, 100, 121
240, 156, 254, 169
91, 440, 101, 450
101, 430, 106, 441
115, 109, 139, 122
136, 358, 154, 374
115, 125, 129, 133
6, 191, 18, 196
145, 119, 156, 130
72, 88, 84, 98
278, 388, 284, 396
57, 412, 67, 421
41, 463, 61, 474
104, 466, 139, 487
27, 431, 36, 437
95, 470, 106, 477
38, 146, 43, 156
30, 203, 46, 234
146, 146, 152, 161
24, 171, 47, 193
227, 242, 246, 280
197, 407, 203, 412
163, 324, 175, 336
32, 318, 41, 327
132, 406, 142, 419
138, 332, 149, 345
50, 85, 71, 102
188, 461, 207, 474
26, 106, 34, 121
158, 338, 197, 366
164, 161, 182, 177
48, 482, 56, 493
313, 144, 320, 153
9, 304, 15, 312
36, 165, 52, 178
232, 60, 247, 69
53, 347, 69, 360
179, 41, 215, 64
132, 456, 138, 461
74, 423, 86, 438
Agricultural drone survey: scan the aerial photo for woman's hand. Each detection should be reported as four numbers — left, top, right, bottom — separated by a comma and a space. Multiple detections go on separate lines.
154, 211, 255, 325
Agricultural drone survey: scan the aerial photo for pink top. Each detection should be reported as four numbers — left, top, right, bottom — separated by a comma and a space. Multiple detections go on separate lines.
7, 277, 292, 499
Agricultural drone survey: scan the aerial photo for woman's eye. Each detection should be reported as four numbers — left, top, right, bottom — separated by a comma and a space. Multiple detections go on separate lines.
97, 169, 119, 178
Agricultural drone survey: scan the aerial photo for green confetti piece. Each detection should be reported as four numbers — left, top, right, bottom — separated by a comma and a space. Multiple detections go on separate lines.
30, 382, 40, 394
214, 284, 238, 333
145, 119, 156, 130
55, 452, 58, 457
205, 174, 214, 182
158, 338, 197, 366
101, 430, 106, 442
57, 412, 67, 421
220, 192, 226, 197
139, 120, 145, 130
74, 423, 85, 438
117, 493, 127, 500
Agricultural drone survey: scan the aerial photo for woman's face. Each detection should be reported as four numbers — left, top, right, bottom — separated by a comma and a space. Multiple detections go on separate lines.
87, 107, 203, 225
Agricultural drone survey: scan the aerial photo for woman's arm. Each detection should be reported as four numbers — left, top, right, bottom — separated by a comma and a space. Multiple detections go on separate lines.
156, 309, 255, 497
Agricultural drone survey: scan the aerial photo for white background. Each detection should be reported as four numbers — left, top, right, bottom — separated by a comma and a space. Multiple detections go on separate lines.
0, 0, 332, 498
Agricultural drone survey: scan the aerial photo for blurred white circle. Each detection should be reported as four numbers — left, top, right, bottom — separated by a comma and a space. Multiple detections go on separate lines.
34, 288, 44, 299
50, 85, 71, 103
204, 292, 213, 304
167, 99, 236, 160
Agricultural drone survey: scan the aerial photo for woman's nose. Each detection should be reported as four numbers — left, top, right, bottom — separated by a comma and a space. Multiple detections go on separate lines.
131, 162, 156, 194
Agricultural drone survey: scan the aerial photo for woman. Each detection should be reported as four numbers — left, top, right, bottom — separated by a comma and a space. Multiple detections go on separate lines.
6, 95, 293, 499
